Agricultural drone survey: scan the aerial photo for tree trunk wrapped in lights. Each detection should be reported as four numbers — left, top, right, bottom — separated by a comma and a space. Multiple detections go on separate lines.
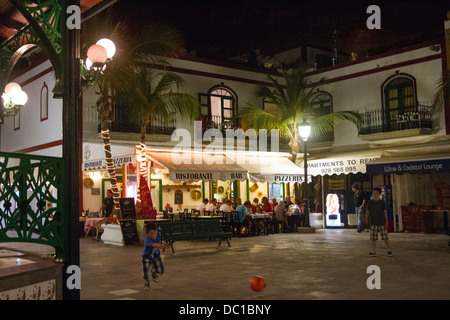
98, 95, 120, 209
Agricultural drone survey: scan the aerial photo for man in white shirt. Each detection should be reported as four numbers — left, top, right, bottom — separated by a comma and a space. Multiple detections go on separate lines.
205, 198, 217, 215
196, 199, 208, 216
219, 199, 232, 212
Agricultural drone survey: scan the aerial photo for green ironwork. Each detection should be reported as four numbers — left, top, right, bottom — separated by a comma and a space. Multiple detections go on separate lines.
0, 0, 66, 122
0, 152, 65, 261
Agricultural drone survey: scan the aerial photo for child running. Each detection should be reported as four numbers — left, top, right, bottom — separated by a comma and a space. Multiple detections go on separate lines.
142, 222, 166, 290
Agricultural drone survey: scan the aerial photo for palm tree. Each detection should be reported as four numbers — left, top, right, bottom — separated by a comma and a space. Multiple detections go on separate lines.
237, 62, 360, 198
125, 67, 201, 204
433, 70, 450, 111
81, 11, 183, 210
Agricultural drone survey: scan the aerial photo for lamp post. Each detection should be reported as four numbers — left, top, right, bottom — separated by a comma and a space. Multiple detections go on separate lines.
298, 119, 311, 227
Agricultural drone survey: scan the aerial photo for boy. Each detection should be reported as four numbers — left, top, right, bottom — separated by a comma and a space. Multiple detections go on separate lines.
365, 187, 392, 257
142, 222, 165, 290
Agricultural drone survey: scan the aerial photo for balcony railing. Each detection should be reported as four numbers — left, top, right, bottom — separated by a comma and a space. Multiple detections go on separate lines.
358, 103, 432, 136
200, 115, 241, 132
98, 113, 177, 135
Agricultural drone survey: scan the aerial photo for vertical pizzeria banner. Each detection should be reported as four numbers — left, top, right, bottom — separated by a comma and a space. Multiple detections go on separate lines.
139, 176, 156, 219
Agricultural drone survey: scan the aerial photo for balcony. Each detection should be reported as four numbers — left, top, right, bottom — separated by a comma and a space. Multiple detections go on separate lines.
358, 103, 433, 140
200, 115, 241, 132
98, 113, 177, 136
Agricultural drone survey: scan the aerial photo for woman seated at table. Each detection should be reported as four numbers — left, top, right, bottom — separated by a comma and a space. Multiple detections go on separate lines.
261, 196, 273, 213
251, 197, 261, 213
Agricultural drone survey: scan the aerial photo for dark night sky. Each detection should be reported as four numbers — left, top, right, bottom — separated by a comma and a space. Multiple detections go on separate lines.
113, 0, 449, 62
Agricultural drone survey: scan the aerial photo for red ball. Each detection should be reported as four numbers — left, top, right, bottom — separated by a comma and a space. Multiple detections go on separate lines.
249, 276, 266, 292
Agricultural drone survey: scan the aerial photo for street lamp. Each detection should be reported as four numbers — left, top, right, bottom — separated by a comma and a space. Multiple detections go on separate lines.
85, 38, 116, 72
298, 119, 311, 227
1, 82, 28, 117
82, 38, 116, 85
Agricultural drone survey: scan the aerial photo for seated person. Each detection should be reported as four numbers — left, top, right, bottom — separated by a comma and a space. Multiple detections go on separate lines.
235, 201, 252, 234
196, 199, 208, 216
287, 198, 304, 231
251, 197, 261, 213
275, 200, 290, 232
205, 198, 218, 215
219, 199, 232, 212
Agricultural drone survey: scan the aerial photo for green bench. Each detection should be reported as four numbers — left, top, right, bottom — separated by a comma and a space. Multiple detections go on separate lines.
158, 220, 232, 253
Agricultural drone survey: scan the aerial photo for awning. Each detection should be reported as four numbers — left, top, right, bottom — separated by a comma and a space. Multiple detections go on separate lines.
82, 142, 135, 170
366, 156, 450, 175
82, 155, 134, 170
146, 151, 249, 182
229, 155, 309, 183
301, 150, 382, 176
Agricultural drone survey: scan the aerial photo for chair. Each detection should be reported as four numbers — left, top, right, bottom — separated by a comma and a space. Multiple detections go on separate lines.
204, 210, 211, 216
93, 218, 107, 241
184, 208, 189, 214
179, 212, 186, 221
231, 210, 248, 237
221, 211, 233, 232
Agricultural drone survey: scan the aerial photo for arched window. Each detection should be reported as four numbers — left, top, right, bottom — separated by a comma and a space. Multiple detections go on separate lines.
40, 82, 48, 121
383, 76, 416, 129
310, 92, 333, 143
207, 86, 237, 131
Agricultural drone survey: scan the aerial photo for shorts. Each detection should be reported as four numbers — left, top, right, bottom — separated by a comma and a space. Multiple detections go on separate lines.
142, 257, 164, 281
369, 225, 389, 241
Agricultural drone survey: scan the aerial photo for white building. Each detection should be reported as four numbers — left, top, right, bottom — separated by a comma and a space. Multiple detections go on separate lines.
3, 16, 450, 232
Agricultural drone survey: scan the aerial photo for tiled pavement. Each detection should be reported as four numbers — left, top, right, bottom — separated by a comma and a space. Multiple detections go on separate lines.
79, 228, 450, 300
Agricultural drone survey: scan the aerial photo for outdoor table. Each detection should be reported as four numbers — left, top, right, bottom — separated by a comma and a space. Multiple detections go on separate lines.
84, 217, 105, 240
188, 215, 223, 220
249, 213, 271, 235
84, 218, 104, 233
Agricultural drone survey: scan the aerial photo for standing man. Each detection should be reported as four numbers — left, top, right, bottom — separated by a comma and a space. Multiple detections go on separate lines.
351, 183, 366, 233
365, 187, 392, 257
99, 189, 115, 218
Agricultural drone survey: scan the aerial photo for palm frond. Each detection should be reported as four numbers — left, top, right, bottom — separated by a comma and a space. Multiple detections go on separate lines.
310, 111, 361, 137
159, 93, 201, 120
237, 105, 294, 138
433, 70, 450, 110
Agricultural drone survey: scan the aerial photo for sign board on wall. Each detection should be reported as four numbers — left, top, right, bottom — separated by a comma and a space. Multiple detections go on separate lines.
305, 157, 379, 176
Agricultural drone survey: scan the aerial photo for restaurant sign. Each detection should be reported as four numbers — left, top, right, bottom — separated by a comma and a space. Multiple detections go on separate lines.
250, 174, 311, 183
305, 157, 378, 176
366, 158, 450, 175
170, 171, 248, 182
83, 155, 134, 170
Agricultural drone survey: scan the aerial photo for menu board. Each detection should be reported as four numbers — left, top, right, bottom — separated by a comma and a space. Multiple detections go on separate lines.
119, 197, 136, 220
119, 219, 139, 245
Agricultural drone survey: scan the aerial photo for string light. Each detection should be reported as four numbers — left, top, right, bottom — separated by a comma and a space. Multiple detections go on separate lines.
101, 129, 120, 209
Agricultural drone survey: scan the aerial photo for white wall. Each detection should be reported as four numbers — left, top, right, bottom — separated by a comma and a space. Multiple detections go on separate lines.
1, 60, 63, 157
305, 42, 445, 149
